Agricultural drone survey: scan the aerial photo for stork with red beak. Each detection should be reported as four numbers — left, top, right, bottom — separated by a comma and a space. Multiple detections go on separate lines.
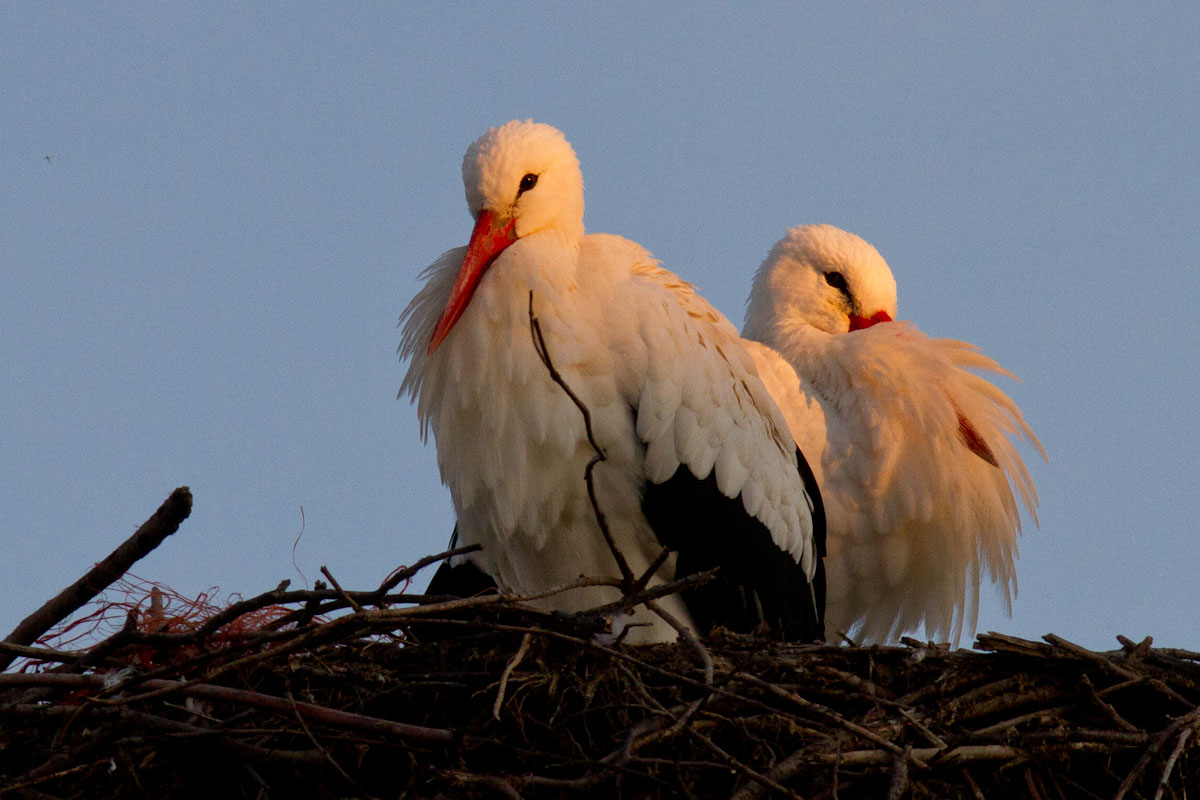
400, 121, 825, 643
742, 224, 1044, 644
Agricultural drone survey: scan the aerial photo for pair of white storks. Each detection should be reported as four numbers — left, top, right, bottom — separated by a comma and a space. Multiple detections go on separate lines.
399, 120, 1042, 645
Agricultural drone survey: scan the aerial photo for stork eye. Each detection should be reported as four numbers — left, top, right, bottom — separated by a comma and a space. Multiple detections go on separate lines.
518, 173, 538, 194
824, 271, 848, 292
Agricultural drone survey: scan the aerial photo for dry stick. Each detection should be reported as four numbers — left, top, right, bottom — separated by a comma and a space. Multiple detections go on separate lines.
960, 768, 987, 800
373, 544, 483, 596
586, 569, 716, 619
0, 642, 82, 667
1116, 633, 1154, 660
884, 747, 911, 800
285, 686, 381, 800
1153, 722, 1198, 800
319, 566, 365, 613
1, 486, 193, 671
734, 741, 1060, 800
0, 672, 456, 745
116, 706, 325, 766
813, 664, 896, 702
444, 770, 526, 800
191, 547, 482, 638
820, 744, 1109, 767
1023, 767, 1046, 800
1080, 673, 1140, 732
646, 598, 714, 686
682, 727, 803, 800
631, 546, 673, 595
736, 672, 919, 764
1043, 633, 1142, 681
1112, 705, 1200, 800
897, 707, 949, 749
728, 748, 812, 800
0, 758, 114, 796
492, 633, 533, 720
528, 291, 635, 590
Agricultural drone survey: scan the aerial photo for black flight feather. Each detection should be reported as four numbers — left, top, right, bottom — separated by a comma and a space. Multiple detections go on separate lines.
642, 447, 826, 642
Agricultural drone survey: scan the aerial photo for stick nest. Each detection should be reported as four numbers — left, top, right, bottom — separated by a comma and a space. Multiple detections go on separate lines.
2, 560, 1198, 800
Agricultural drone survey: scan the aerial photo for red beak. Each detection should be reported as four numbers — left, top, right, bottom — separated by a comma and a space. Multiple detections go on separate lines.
848, 310, 893, 331
428, 210, 518, 354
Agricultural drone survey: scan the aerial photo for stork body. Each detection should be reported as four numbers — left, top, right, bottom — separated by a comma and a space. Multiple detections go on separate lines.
401, 122, 823, 643
743, 225, 1043, 644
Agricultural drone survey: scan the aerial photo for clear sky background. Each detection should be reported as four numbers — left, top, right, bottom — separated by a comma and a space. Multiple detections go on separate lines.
3, 6, 1197, 652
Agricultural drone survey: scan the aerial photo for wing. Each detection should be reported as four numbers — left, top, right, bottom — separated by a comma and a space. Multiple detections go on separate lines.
587, 236, 824, 640
643, 449, 825, 640
756, 318, 1043, 644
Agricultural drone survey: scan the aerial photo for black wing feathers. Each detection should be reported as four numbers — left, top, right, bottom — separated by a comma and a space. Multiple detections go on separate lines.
425, 558, 498, 599
643, 447, 825, 642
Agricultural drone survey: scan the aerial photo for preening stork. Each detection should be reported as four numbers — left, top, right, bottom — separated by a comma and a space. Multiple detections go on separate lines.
741, 224, 1044, 645
399, 121, 824, 644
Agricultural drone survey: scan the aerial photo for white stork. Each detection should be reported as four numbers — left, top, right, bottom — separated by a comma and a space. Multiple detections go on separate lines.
399, 121, 824, 643
741, 224, 1044, 645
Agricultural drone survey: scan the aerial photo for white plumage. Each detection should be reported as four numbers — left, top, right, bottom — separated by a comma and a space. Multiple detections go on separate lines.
742, 224, 1044, 644
400, 121, 823, 643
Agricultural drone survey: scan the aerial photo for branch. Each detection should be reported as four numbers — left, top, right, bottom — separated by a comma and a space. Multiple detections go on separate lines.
493, 633, 533, 720
0, 672, 456, 745
1, 486, 193, 671
374, 544, 483, 596
528, 290, 635, 590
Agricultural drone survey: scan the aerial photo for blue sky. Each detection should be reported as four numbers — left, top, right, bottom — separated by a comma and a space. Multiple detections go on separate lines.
3, 5, 1197, 650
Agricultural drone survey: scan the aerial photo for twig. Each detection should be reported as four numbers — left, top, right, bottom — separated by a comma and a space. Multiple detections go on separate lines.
319, 566, 365, 613
898, 706, 948, 748
728, 746, 811, 800
1117, 634, 1154, 660
961, 768, 987, 800
586, 569, 718, 619
528, 290, 634, 589
0, 673, 456, 745
1153, 721, 1197, 800
646, 598, 713, 685
1043, 633, 1141, 681
0, 759, 113, 796
885, 746, 910, 800
374, 545, 483, 596
631, 547, 673, 595
493, 633, 533, 720
0, 642, 82, 667
1113, 706, 1200, 800
1079, 673, 1139, 732
684, 725, 803, 799
117, 706, 326, 765
1, 487, 193, 671
736, 672, 917, 763
444, 770, 526, 800
285, 686, 380, 800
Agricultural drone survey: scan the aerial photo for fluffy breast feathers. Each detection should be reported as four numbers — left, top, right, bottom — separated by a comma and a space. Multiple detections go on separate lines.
400, 232, 819, 578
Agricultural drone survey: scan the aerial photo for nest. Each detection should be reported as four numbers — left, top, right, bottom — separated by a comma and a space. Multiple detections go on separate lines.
2, 489, 1199, 799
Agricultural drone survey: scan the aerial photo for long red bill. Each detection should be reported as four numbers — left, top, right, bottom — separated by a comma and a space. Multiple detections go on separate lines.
428, 210, 517, 354
848, 309, 893, 331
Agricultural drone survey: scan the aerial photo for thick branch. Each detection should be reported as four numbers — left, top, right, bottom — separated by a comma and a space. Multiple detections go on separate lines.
1, 486, 193, 671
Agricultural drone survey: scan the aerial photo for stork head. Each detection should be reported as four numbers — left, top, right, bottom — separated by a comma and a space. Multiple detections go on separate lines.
428, 120, 585, 353
744, 224, 898, 341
